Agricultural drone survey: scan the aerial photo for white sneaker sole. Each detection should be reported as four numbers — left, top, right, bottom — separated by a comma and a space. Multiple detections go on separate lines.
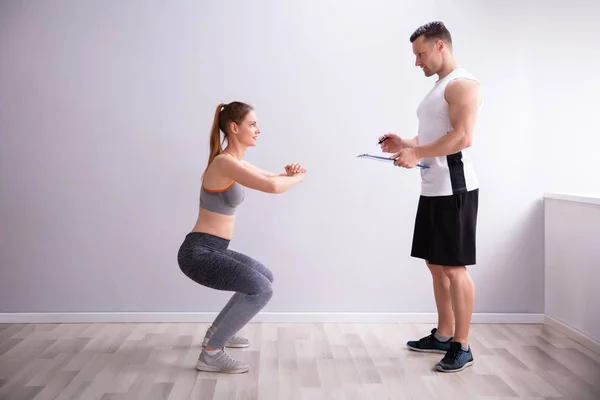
202, 341, 250, 349
434, 359, 474, 373
195, 360, 250, 374
406, 343, 448, 354
224, 343, 250, 348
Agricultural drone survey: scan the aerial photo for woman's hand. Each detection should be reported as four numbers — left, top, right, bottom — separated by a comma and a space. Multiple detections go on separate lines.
284, 163, 307, 176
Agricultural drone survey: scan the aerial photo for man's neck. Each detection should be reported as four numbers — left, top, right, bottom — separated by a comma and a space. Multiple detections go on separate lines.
437, 58, 458, 80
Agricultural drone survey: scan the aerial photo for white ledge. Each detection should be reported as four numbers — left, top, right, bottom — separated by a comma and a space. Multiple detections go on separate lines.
544, 192, 600, 206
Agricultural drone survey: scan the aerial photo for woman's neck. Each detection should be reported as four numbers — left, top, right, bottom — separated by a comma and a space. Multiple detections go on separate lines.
223, 144, 247, 160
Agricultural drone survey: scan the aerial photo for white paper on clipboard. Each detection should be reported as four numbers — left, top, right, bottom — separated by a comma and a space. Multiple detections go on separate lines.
356, 153, 430, 168
356, 153, 395, 163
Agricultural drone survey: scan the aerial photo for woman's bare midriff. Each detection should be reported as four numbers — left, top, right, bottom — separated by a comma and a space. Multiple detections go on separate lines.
191, 208, 236, 240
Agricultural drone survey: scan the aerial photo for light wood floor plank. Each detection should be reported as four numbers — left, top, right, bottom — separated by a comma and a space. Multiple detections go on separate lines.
0, 322, 598, 399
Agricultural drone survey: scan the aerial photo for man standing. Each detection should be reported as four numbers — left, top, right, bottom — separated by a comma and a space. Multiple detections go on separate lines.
379, 21, 481, 373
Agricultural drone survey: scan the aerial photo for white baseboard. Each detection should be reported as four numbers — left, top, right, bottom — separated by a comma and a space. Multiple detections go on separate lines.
0, 312, 545, 324
544, 315, 600, 355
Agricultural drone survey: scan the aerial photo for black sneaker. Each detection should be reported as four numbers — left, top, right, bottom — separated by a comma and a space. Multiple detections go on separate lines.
435, 341, 474, 373
406, 328, 452, 354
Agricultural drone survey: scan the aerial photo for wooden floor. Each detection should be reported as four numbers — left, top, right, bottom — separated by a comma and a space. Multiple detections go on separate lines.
0, 322, 599, 400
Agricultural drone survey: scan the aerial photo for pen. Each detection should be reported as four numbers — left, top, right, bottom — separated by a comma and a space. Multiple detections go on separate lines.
377, 136, 389, 145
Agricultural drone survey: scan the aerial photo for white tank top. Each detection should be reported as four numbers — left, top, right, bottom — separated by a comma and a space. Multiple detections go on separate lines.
417, 67, 481, 197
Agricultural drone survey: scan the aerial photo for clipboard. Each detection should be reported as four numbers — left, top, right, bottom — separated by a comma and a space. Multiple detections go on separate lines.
357, 153, 430, 169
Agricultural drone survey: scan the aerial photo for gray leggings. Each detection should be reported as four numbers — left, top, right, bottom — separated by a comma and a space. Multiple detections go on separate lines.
177, 232, 274, 348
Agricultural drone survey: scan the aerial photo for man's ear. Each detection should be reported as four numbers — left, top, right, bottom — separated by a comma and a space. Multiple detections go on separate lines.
436, 39, 445, 52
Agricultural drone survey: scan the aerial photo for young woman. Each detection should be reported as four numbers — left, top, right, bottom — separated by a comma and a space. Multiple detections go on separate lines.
177, 101, 306, 373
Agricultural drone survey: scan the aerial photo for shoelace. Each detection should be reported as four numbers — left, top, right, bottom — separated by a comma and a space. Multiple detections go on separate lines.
219, 351, 238, 367
443, 347, 461, 363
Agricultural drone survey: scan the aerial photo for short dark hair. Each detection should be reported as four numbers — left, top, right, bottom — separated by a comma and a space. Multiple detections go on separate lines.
409, 21, 452, 46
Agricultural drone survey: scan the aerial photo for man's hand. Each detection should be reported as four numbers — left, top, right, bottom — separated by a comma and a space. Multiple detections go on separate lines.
284, 163, 306, 176
392, 148, 420, 168
378, 133, 405, 153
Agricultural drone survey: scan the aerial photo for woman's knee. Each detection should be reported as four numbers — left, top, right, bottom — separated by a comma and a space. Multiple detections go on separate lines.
249, 257, 274, 283
226, 249, 275, 284
244, 273, 274, 297
260, 264, 274, 284
245, 281, 273, 307
260, 283, 274, 300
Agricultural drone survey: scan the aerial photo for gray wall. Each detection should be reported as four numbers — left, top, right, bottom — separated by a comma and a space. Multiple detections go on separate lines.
1, 0, 598, 315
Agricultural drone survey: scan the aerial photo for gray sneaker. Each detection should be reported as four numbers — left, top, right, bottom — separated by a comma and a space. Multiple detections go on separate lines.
195, 350, 250, 374
202, 330, 250, 348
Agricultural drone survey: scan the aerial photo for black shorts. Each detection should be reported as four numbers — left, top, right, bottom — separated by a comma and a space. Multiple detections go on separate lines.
411, 189, 479, 266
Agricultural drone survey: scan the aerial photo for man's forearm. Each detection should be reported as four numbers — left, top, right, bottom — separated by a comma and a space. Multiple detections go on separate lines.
414, 130, 469, 159
402, 136, 419, 148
